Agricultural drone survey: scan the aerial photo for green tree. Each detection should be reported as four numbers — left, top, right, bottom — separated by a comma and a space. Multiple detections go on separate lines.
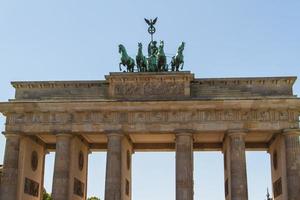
43, 189, 53, 200
87, 197, 101, 200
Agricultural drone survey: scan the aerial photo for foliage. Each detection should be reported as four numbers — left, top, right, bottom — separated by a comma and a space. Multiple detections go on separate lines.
43, 189, 53, 200
87, 197, 101, 200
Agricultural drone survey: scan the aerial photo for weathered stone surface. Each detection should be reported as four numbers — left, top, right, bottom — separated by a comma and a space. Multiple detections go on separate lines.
0, 72, 299, 200
9, 72, 297, 100
106, 72, 194, 99
104, 132, 133, 200
2, 99, 299, 139
0, 134, 20, 200
104, 133, 123, 200
225, 130, 248, 200
176, 131, 194, 200
282, 129, 300, 200
52, 134, 72, 200
191, 77, 296, 98
12, 80, 108, 100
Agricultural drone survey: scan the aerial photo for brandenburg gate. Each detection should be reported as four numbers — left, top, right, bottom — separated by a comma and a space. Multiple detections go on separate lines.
0, 71, 299, 200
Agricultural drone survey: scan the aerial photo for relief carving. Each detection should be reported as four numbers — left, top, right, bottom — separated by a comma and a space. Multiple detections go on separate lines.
114, 82, 185, 97
24, 177, 39, 197
73, 178, 84, 197
6, 109, 299, 125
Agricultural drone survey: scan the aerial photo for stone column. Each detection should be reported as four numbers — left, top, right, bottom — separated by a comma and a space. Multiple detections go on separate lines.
105, 132, 124, 200
52, 134, 72, 200
0, 133, 20, 200
282, 129, 300, 200
175, 130, 194, 200
225, 129, 248, 200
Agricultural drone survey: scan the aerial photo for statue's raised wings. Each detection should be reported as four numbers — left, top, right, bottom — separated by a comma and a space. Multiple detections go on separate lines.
144, 17, 158, 26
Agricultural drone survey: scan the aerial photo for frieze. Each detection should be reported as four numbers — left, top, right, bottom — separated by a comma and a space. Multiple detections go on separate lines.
6, 109, 299, 125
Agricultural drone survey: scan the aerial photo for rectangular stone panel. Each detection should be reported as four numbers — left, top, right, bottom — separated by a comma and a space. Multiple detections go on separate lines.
73, 178, 84, 197
106, 72, 194, 99
273, 177, 282, 198
24, 177, 39, 197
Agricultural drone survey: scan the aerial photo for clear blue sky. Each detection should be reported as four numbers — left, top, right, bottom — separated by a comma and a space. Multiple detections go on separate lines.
0, 1, 299, 200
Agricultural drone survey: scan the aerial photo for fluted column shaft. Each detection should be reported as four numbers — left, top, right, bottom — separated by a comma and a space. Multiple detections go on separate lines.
176, 132, 194, 200
0, 134, 20, 200
283, 129, 300, 200
52, 134, 72, 200
228, 130, 248, 200
105, 133, 124, 200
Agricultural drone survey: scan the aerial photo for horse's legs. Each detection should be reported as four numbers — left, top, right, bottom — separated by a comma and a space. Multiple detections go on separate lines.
119, 63, 122, 71
181, 61, 184, 70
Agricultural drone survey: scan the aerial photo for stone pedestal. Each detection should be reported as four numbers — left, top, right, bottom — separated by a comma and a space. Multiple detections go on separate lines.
175, 131, 194, 200
105, 132, 133, 200
0, 134, 20, 200
283, 129, 300, 200
52, 134, 72, 200
223, 130, 248, 200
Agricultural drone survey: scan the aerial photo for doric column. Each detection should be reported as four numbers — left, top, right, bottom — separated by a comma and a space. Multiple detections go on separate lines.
224, 129, 248, 200
52, 134, 72, 200
175, 130, 194, 200
105, 132, 124, 200
105, 132, 133, 200
282, 129, 300, 200
0, 133, 20, 200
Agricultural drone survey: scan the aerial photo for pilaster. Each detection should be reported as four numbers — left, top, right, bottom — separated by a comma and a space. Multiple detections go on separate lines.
0, 133, 21, 200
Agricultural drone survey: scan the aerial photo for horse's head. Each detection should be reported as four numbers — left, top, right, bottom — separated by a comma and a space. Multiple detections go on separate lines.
138, 42, 142, 49
159, 40, 164, 47
119, 44, 125, 54
157, 41, 165, 55
180, 42, 185, 49
178, 42, 185, 53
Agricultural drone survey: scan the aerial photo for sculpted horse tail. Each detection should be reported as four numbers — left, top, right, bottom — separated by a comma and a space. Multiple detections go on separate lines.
119, 44, 135, 72
136, 43, 147, 72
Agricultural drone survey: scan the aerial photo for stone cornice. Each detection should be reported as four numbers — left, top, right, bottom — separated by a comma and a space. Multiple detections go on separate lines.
192, 76, 296, 86
11, 76, 296, 89
11, 80, 108, 89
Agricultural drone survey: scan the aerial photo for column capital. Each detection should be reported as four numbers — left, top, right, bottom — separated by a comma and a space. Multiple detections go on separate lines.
54, 133, 73, 138
105, 130, 125, 137
226, 129, 248, 138
2, 131, 22, 138
174, 129, 194, 136
282, 128, 300, 136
